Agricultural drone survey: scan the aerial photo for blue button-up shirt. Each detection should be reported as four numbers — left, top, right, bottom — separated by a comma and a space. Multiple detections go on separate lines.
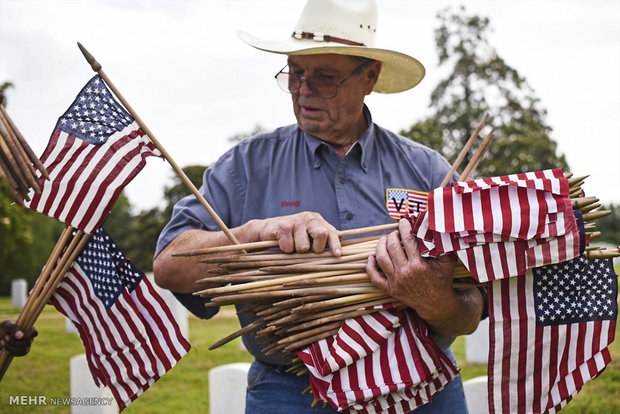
156, 108, 454, 364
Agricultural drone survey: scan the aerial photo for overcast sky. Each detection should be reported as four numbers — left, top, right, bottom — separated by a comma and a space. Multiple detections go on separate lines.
1, 0, 619, 212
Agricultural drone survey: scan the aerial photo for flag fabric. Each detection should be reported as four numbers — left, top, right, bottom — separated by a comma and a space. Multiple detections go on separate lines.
296, 306, 458, 413
410, 169, 583, 282
50, 228, 191, 411
23, 75, 161, 233
487, 255, 617, 414
385, 188, 428, 219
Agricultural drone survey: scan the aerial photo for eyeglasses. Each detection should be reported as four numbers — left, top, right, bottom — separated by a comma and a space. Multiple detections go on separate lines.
274, 62, 369, 99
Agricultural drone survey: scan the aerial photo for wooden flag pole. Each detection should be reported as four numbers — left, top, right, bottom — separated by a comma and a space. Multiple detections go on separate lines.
76, 42, 241, 246
0, 227, 90, 381
439, 113, 489, 187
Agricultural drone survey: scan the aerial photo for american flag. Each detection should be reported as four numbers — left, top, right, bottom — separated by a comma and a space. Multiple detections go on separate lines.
22, 75, 161, 234
50, 228, 191, 411
412, 169, 582, 282
296, 306, 458, 413
488, 255, 617, 413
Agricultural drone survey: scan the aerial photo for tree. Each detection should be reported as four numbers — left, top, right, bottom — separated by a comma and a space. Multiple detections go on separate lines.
162, 165, 207, 220
0, 81, 14, 107
400, 6, 569, 178
0, 180, 64, 295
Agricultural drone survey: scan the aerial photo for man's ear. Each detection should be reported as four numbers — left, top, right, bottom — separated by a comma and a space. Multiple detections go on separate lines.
364, 61, 382, 95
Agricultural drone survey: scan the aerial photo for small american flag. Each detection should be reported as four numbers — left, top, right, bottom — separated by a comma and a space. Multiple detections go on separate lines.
50, 228, 190, 411
23, 75, 161, 233
296, 306, 458, 413
488, 255, 617, 413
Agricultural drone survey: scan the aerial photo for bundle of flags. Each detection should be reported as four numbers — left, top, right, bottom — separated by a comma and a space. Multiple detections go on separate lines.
296, 305, 458, 413
1, 73, 191, 411
296, 168, 617, 414
50, 228, 191, 410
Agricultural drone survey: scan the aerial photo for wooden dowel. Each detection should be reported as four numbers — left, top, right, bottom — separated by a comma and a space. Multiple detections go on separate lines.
583, 210, 611, 221
572, 196, 598, 209
208, 320, 263, 350
259, 263, 367, 274
276, 321, 342, 345
282, 328, 340, 353
77, 42, 240, 247
195, 269, 359, 296
0, 105, 48, 179
0, 113, 40, 193
292, 292, 389, 313
459, 128, 495, 181
440, 113, 488, 187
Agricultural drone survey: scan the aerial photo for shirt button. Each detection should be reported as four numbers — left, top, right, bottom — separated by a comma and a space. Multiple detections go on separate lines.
339, 177, 346, 184
345, 212, 353, 221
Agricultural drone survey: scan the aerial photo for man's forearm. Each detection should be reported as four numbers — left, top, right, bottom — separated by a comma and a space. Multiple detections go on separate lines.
153, 225, 255, 293
423, 287, 484, 338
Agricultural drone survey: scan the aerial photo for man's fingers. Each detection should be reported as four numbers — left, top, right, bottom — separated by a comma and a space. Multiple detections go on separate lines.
399, 219, 419, 260
366, 255, 387, 290
21, 327, 38, 341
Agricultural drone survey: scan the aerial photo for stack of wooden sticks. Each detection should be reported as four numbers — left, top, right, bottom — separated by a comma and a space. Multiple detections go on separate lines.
173, 175, 616, 360
0, 93, 49, 200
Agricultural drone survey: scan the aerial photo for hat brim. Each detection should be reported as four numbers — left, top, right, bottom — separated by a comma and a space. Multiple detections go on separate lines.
238, 30, 425, 94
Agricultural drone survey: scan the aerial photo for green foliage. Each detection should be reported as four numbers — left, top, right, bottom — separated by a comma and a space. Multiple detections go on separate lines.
0, 181, 63, 295
123, 207, 168, 272
401, 6, 569, 178
227, 124, 266, 144
595, 203, 620, 245
162, 165, 207, 221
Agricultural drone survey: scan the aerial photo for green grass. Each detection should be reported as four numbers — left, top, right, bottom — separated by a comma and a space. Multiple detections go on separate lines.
1, 296, 619, 413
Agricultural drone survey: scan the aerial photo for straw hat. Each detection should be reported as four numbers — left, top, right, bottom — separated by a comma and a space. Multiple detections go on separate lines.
237, 0, 425, 93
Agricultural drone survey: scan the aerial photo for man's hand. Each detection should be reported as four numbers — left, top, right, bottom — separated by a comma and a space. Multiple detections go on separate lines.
367, 219, 482, 336
247, 211, 342, 256
0, 320, 38, 357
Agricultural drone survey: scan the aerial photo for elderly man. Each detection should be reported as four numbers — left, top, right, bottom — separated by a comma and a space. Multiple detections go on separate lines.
154, 1, 483, 412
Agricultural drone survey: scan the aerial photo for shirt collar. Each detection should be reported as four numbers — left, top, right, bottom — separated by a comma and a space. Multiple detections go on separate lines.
302, 105, 375, 173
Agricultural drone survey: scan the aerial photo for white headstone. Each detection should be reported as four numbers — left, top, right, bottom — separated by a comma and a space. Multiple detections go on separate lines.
11, 279, 27, 308
66, 317, 78, 334
463, 376, 489, 414
465, 317, 489, 363
70, 354, 118, 414
209, 362, 251, 414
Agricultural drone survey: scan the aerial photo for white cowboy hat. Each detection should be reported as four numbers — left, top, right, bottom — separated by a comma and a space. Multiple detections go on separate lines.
237, 0, 425, 94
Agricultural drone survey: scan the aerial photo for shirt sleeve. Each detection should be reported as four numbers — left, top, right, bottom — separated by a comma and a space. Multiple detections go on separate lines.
154, 148, 248, 319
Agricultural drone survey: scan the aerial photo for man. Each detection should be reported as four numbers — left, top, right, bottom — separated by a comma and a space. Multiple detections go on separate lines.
0, 320, 37, 357
154, 1, 484, 412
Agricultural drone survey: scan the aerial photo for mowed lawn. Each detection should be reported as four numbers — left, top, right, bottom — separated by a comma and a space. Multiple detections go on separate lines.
0, 293, 619, 413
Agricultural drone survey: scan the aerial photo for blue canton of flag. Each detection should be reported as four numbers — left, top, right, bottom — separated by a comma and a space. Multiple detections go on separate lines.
75, 228, 143, 309
58, 76, 134, 144
533, 256, 618, 326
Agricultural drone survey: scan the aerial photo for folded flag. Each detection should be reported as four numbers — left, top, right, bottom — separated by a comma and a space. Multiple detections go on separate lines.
22, 75, 162, 234
488, 255, 617, 414
296, 306, 458, 413
50, 228, 190, 411
411, 169, 583, 282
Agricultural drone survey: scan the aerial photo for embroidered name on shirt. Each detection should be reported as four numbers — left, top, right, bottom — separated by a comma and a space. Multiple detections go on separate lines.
385, 188, 428, 219
281, 200, 300, 208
